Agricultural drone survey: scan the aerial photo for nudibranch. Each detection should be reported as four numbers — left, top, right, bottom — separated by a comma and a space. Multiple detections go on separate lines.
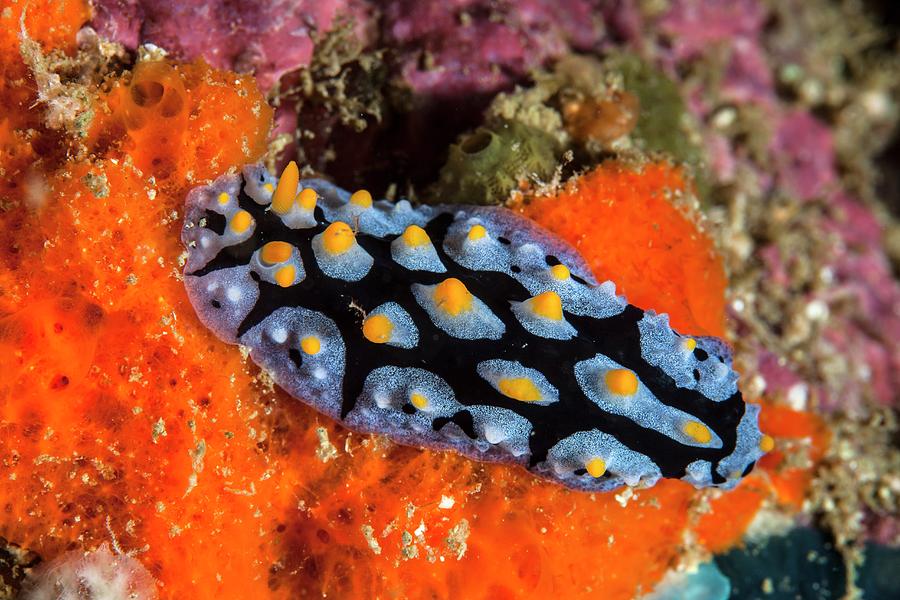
181, 162, 770, 492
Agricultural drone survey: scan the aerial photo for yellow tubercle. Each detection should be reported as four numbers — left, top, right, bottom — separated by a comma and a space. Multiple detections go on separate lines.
362, 314, 394, 344
274, 265, 296, 288
683, 338, 697, 352
497, 377, 542, 402
300, 336, 321, 355
410, 393, 429, 410
350, 189, 373, 208
402, 224, 431, 247
272, 161, 300, 215
759, 434, 775, 453
216, 192, 230, 206
433, 278, 473, 316
605, 369, 638, 396
322, 221, 356, 255
296, 187, 318, 211
260, 241, 293, 265
467, 224, 487, 241
585, 457, 607, 478
682, 421, 712, 444
528, 291, 563, 320
229, 210, 254, 234
549, 264, 570, 280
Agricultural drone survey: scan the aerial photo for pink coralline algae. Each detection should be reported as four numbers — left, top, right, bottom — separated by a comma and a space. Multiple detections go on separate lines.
756, 193, 900, 415
822, 194, 900, 412
648, 0, 899, 549
654, 1, 900, 416
772, 111, 838, 201
383, 0, 605, 99
656, 0, 766, 60
91, 0, 370, 91
759, 110, 899, 413
658, 0, 773, 106
93, 0, 605, 101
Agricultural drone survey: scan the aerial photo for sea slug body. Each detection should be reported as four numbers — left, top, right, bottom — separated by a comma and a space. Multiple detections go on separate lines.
181, 162, 769, 492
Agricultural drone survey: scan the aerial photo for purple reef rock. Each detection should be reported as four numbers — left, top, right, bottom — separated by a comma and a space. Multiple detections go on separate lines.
91, 0, 371, 92
383, 0, 605, 99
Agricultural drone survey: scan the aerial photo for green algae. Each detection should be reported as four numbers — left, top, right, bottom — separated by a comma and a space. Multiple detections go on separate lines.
604, 53, 705, 175
426, 52, 715, 206
434, 120, 559, 205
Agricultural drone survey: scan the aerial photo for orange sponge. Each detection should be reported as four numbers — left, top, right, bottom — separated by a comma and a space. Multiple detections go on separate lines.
98, 59, 272, 186
515, 162, 727, 337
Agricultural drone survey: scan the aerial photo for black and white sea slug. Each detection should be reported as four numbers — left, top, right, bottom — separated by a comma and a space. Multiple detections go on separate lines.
181, 162, 772, 492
